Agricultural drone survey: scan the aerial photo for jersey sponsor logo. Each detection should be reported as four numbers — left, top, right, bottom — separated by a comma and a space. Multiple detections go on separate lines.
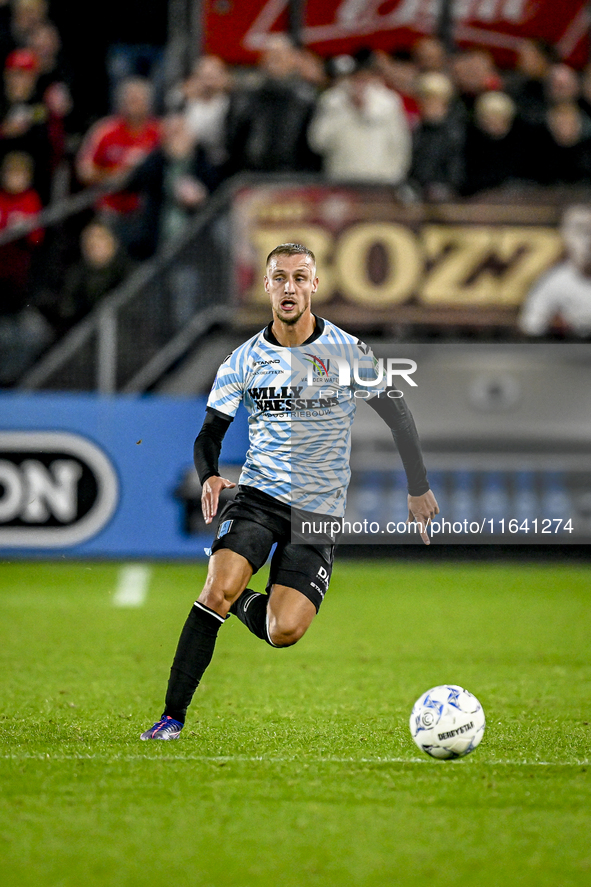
246, 385, 338, 414
0, 431, 118, 548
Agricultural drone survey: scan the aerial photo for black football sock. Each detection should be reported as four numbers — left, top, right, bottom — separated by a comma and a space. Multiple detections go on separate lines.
163, 601, 225, 723
230, 588, 278, 647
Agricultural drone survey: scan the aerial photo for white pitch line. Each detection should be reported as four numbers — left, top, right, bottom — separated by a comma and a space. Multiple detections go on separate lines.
113, 564, 151, 608
1, 754, 588, 767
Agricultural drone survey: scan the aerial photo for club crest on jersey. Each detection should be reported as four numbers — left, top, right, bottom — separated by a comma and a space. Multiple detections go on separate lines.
304, 353, 331, 379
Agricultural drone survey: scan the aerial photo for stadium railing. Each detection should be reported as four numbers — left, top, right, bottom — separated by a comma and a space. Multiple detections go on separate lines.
16, 174, 258, 392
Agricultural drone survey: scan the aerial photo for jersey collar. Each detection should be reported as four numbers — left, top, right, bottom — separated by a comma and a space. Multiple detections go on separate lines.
263, 315, 325, 347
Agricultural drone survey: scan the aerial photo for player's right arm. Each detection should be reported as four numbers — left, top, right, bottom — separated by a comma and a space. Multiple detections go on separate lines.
194, 347, 246, 524
194, 409, 236, 524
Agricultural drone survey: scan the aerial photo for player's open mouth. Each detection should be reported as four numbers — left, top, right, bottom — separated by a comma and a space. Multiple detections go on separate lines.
280, 299, 296, 311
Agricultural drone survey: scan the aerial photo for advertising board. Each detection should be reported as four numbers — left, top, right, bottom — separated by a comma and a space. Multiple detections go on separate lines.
204, 0, 590, 67
232, 183, 565, 331
0, 394, 248, 558
1, 347, 589, 556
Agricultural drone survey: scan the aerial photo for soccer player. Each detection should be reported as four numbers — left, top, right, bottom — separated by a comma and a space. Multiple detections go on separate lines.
141, 242, 439, 740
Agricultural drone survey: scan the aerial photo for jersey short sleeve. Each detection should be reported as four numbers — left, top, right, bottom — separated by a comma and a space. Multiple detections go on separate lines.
207, 350, 245, 418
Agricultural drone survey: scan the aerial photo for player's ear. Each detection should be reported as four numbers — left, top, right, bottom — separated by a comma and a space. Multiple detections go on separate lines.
312, 276, 319, 293
264, 274, 270, 293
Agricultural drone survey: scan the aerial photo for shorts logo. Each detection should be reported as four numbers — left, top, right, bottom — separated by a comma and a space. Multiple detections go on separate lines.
310, 581, 325, 599
217, 519, 233, 539
317, 566, 329, 583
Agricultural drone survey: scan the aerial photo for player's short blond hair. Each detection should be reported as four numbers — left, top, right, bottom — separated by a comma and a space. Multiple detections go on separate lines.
266, 243, 316, 272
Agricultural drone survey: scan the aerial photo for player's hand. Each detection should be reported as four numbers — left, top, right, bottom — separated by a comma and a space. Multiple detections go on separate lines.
201, 475, 236, 525
407, 490, 440, 546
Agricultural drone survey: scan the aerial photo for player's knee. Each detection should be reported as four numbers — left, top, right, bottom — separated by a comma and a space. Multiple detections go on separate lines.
268, 615, 307, 647
200, 578, 240, 611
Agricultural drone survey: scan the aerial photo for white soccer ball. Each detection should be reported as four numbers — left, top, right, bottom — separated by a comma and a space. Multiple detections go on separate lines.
409, 684, 485, 759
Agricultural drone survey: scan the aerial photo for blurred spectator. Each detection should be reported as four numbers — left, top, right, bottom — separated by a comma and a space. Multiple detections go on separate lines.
0, 149, 42, 310
411, 36, 448, 74
519, 205, 591, 338
179, 55, 230, 174
373, 49, 420, 128
546, 64, 580, 107
59, 220, 134, 325
506, 38, 555, 125
463, 91, 525, 195
28, 23, 73, 116
225, 34, 319, 174
529, 102, 591, 186
26, 23, 73, 174
308, 53, 411, 184
0, 47, 52, 200
10, 0, 49, 49
125, 113, 216, 257
0, 149, 50, 384
76, 76, 161, 253
452, 49, 503, 120
410, 72, 464, 199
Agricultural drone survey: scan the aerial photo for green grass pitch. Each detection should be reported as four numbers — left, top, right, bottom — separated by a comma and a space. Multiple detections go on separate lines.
1, 559, 590, 887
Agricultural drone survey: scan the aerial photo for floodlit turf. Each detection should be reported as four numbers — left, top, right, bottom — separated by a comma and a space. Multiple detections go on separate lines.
1, 559, 590, 887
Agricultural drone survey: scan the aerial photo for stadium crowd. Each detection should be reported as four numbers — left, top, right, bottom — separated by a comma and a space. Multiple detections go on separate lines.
2, 3, 591, 382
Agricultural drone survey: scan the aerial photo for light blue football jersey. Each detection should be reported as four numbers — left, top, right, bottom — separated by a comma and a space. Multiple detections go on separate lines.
206, 317, 385, 516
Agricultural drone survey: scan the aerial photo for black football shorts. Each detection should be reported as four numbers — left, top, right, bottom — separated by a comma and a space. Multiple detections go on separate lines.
210, 485, 334, 611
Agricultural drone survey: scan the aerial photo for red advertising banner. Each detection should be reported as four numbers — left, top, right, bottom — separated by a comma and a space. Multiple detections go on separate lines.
231, 182, 565, 331
203, 0, 589, 67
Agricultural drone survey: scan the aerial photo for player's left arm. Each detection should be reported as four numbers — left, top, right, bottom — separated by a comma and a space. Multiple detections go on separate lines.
366, 393, 439, 545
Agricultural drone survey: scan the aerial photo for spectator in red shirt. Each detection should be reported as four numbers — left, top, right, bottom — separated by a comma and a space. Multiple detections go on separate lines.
76, 76, 160, 253
0, 149, 43, 315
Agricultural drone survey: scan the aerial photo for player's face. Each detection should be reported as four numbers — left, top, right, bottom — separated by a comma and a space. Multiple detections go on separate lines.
264, 253, 318, 325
